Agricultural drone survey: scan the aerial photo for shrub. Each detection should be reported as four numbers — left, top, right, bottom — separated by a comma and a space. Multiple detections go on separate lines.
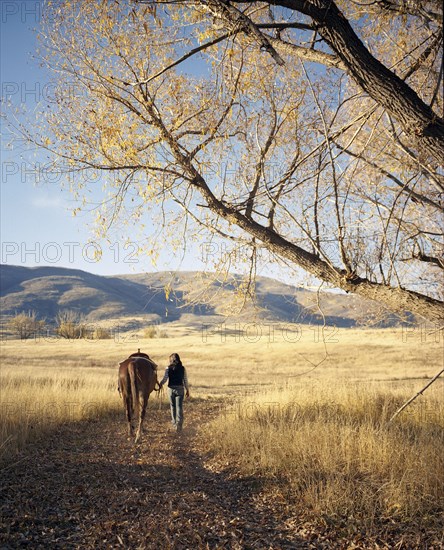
7, 311, 45, 340
144, 325, 157, 338
93, 327, 112, 340
56, 310, 87, 339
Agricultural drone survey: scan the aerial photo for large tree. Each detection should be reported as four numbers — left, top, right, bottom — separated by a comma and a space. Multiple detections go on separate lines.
15, 0, 444, 321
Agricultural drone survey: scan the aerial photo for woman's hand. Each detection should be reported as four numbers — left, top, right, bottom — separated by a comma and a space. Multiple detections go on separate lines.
185, 389, 190, 399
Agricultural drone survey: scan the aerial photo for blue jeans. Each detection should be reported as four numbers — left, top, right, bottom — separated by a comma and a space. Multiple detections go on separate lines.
168, 386, 184, 430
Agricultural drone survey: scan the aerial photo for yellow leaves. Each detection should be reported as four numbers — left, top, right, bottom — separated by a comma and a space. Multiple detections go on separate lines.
196, 31, 207, 44
164, 284, 172, 302
196, 27, 216, 44
138, 187, 150, 201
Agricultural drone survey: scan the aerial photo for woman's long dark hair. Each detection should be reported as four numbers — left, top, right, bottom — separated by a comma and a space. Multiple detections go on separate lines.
169, 353, 182, 370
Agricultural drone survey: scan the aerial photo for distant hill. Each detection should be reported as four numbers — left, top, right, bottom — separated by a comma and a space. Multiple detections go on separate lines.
0, 264, 396, 327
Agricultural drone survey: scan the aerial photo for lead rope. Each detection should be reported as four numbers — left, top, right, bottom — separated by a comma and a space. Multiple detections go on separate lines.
158, 384, 165, 410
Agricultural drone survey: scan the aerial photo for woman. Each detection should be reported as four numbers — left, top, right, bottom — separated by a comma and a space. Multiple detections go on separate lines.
159, 353, 190, 432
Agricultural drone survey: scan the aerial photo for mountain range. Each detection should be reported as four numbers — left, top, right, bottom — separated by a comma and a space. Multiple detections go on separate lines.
0, 264, 396, 328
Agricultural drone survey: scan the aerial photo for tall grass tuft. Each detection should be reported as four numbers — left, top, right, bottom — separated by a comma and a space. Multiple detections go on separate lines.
204, 382, 444, 530
0, 369, 122, 461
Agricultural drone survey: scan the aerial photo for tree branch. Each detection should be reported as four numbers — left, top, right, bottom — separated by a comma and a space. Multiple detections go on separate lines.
266, 0, 444, 163
200, 0, 285, 65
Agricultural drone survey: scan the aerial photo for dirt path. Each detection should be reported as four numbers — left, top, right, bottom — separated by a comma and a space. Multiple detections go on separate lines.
0, 402, 319, 549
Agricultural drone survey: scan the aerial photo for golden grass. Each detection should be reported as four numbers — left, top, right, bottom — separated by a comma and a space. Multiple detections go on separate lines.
0, 366, 121, 459
204, 381, 443, 527
1, 324, 443, 532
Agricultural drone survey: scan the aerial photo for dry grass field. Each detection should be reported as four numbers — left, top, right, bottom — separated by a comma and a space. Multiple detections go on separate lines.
1, 325, 442, 452
1, 325, 443, 544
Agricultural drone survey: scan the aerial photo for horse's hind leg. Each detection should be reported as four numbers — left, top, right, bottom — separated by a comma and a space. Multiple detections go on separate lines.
135, 395, 148, 443
125, 397, 134, 436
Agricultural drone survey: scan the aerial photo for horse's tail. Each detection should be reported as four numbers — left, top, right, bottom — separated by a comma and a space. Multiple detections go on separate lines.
128, 361, 139, 419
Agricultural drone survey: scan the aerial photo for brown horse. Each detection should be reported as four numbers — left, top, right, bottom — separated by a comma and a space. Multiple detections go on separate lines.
118, 351, 159, 443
